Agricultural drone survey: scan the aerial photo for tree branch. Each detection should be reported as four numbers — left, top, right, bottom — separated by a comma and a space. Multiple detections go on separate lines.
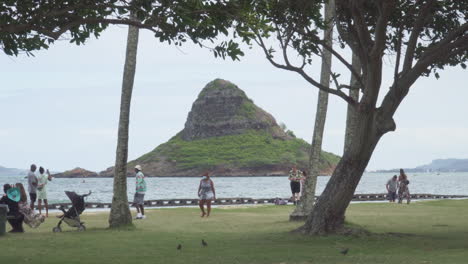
255, 33, 357, 106
349, 0, 373, 52
302, 26, 364, 86
3, 17, 161, 40
370, 1, 395, 59
402, 0, 436, 72
381, 34, 468, 118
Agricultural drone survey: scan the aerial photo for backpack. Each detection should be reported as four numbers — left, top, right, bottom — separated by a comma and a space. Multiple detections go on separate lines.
274, 198, 287, 205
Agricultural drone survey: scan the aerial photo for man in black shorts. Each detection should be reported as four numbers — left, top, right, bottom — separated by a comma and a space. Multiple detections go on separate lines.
288, 165, 304, 205
27, 164, 38, 210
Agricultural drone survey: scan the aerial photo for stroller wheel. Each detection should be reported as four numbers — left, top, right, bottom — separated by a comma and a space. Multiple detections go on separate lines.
53, 226, 62, 233
78, 225, 86, 232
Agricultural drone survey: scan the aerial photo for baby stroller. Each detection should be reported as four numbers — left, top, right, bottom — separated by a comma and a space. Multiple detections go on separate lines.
53, 191, 91, 232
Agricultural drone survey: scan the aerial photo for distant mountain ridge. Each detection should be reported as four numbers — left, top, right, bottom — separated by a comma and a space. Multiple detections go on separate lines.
415, 159, 468, 172
0, 166, 27, 177
378, 158, 468, 173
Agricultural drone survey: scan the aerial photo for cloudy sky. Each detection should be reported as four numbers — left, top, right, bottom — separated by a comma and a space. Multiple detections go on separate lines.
1, 25, 467, 172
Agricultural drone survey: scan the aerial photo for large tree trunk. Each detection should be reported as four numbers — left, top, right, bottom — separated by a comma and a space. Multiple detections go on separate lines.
290, 0, 334, 221
299, 109, 387, 234
109, 22, 139, 228
343, 53, 361, 153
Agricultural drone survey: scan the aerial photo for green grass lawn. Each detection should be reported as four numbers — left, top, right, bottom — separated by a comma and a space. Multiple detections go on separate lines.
1, 200, 468, 264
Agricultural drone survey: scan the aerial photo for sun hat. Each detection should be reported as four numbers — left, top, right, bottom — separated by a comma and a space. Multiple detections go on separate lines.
135, 165, 142, 171
7, 187, 20, 202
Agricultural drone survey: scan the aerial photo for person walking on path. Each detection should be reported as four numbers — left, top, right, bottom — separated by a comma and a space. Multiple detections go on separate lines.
398, 169, 411, 204
198, 172, 216, 217
16, 183, 45, 228
27, 164, 38, 210
386, 175, 399, 202
288, 165, 304, 205
133, 165, 147, 220
37, 167, 52, 217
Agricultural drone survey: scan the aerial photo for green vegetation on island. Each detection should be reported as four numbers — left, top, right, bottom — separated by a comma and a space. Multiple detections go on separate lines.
136, 130, 340, 173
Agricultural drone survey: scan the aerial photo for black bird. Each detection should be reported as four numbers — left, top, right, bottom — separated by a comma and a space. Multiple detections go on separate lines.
340, 248, 349, 255
177, 244, 182, 250
202, 239, 208, 247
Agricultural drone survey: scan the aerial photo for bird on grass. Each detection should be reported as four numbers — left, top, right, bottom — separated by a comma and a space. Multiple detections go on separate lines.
177, 244, 182, 250
340, 248, 349, 255
201, 239, 208, 247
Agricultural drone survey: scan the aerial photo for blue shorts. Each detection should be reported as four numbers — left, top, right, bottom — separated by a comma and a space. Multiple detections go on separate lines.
388, 191, 397, 201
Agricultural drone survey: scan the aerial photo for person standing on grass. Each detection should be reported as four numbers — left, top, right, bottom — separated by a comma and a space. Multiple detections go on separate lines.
398, 169, 411, 204
37, 167, 52, 217
27, 164, 38, 211
386, 175, 399, 202
288, 165, 304, 205
198, 172, 216, 217
133, 165, 146, 220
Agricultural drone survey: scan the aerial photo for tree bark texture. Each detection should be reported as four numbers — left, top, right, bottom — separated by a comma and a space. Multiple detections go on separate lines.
290, 0, 334, 221
300, 108, 387, 234
109, 22, 139, 228
343, 53, 361, 153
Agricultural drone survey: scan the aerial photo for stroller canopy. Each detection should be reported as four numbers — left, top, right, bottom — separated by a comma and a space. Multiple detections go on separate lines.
65, 191, 87, 214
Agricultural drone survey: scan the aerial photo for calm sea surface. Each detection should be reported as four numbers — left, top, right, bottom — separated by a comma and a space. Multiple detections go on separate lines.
1, 172, 467, 203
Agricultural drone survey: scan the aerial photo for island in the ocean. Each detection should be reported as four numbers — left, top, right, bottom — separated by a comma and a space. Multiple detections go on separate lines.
55, 79, 340, 178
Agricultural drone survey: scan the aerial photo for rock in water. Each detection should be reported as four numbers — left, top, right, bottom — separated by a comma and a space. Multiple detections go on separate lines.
182, 79, 287, 140
52, 168, 99, 178
99, 79, 340, 177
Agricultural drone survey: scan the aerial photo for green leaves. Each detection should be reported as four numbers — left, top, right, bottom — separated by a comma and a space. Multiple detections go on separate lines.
0, 0, 250, 60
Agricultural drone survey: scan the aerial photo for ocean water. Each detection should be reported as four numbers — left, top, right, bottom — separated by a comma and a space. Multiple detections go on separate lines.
1, 172, 467, 204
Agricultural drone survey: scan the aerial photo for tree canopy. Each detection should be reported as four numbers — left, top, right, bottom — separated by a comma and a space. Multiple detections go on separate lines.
233, 0, 467, 108
0, 0, 245, 58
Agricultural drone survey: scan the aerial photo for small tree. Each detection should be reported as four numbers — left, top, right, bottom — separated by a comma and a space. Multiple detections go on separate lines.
234, 0, 468, 234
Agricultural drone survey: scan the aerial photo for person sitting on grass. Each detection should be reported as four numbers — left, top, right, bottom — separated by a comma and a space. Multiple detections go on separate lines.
133, 165, 147, 220
16, 183, 45, 228
198, 172, 216, 218
0, 184, 24, 233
